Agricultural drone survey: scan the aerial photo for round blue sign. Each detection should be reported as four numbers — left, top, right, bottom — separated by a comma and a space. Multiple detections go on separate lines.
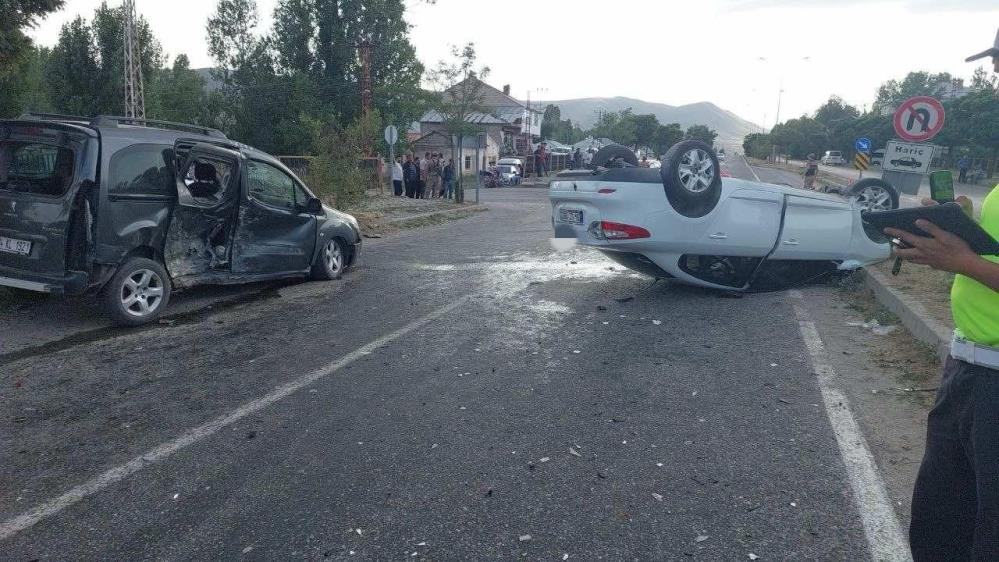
855, 137, 872, 152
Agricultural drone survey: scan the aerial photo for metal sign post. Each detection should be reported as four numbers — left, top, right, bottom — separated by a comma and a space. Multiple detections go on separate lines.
883, 98, 945, 196
384, 125, 398, 193
854, 137, 871, 180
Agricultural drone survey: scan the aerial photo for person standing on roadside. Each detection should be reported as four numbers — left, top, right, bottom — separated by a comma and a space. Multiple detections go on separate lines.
534, 143, 548, 178
891, 29, 999, 562
958, 155, 971, 184
442, 158, 455, 200
803, 153, 819, 190
573, 148, 582, 169
418, 153, 429, 199
391, 156, 404, 197
403, 154, 418, 198
429, 153, 442, 199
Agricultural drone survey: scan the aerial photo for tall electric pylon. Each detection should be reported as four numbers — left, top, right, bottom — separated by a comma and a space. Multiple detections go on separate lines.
122, 0, 145, 119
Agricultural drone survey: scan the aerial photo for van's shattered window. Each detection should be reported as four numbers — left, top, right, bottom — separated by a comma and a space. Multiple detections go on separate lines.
182, 158, 233, 205
0, 141, 76, 197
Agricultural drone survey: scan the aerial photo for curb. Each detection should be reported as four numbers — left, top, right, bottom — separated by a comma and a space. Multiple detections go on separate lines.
862, 268, 951, 363
384, 205, 485, 225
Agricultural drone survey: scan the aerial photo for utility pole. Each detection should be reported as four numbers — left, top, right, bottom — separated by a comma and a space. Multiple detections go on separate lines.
122, 0, 145, 119
356, 37, 376, 156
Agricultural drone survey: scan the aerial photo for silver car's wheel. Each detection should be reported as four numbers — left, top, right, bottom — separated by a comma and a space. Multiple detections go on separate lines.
677, 148, 716, 194
853, 185, 892, 211
120, 268, 166, 318
849, 178, 899, 211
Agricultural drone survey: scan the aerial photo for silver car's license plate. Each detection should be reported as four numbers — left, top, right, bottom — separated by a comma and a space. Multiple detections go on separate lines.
559, 209, 583, 225
0, 236, 32, 256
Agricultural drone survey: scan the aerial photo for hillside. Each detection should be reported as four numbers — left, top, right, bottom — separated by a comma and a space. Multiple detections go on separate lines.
539, 96, 761, 149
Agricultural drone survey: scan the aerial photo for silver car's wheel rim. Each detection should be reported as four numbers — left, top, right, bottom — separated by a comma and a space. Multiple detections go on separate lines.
324, 240, 343, 275
677, 149, 715, 193
120, 269, 164, 318
854, 186, 892, 211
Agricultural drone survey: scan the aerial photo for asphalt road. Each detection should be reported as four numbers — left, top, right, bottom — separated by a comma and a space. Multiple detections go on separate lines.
2, 182, 914, 560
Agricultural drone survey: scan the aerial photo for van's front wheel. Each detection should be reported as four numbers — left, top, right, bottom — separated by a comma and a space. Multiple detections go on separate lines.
103, 257, 171, 326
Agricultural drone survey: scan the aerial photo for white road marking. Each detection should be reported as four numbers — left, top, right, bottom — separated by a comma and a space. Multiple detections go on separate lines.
787, 289, 911, 561
0, 296, 472, 542
742, 155, 762, 183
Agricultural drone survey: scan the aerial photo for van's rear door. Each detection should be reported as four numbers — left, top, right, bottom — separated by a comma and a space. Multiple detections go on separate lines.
0, 122, 97, 276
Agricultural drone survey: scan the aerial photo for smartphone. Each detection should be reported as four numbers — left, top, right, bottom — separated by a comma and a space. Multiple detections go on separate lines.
929, 170, 955, 204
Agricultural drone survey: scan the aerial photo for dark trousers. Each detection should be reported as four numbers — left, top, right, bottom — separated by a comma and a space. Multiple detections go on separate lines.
910, 357, 999, 561
416, 180, 426, 198
959, 169, 969, 184
405, 180, 415, 198
393, 180, 403, 196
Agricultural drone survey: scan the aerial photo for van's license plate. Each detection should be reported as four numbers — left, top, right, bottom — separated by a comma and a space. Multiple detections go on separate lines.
0, 236, 31, 256
559, 209, 583, 225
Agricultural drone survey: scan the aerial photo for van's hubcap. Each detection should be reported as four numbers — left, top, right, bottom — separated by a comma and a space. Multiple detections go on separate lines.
325, 241, 343, 275
121, 269, 164, 317
678, 149, 715, 193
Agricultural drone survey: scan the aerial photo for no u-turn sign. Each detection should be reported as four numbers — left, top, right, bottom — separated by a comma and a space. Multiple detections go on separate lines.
893, 96, 945, 143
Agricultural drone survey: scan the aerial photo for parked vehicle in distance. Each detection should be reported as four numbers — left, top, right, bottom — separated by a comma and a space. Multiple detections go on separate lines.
870, 149, 886, 167
495, 157, 523, 185
0, 114, 361, 325
890, 156, 921, 168
820, 150, 846, 166
550, 142, 892, 292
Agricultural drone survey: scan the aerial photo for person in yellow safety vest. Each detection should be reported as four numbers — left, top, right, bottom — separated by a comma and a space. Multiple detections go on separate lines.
886, 28, 999, 562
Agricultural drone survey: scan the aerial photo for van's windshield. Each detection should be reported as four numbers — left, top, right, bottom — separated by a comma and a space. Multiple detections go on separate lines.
0, 127, 83, 197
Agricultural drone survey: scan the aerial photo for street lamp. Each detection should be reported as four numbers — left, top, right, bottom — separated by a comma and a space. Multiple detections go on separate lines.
757, 56, 811, 129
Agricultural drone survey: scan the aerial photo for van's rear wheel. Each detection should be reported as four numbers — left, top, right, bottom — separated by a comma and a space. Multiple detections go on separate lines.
103, 257, 171, 326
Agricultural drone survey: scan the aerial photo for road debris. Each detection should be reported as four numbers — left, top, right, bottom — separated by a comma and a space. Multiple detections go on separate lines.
695, 535, 709, 543
568, 447, 582, 457
519, 534, 532, 542
847, 319, 899, 336
416, 542, 427, 546
652, 493, 664, 502
749, 554, 760, 560
539, 457, 551, 463
615, 297, 634, 303
652, 320, 662, 325
563, 554, 570, 560
158, 318, 176, 325
242, 546, 253, 554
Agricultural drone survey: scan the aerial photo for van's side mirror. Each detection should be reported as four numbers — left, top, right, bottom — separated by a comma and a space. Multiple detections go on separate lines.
306, 197, 323, 215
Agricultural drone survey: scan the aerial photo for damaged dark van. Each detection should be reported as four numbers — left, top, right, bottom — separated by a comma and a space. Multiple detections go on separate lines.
0, 114, 361, 325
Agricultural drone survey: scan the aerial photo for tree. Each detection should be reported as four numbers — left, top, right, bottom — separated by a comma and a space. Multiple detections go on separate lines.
684, 124, 717, 147
154, 55, 206, 124
0, 0, 64, 117
427, 42, 490, 202
305, 110, 380, 209
969, 66, 997, 93
652, 123, 683, 155
743, 132, 773, 160
873, 71, 954, 114
632, 113, 659, 150
814, 96, 859, 129
541, 104, 560, 139
45, 16, 99, 116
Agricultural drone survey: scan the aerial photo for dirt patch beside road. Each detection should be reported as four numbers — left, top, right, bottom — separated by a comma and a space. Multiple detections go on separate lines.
350, 190, 485, 236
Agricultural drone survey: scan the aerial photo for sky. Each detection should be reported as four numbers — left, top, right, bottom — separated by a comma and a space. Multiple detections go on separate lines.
27, 0, 999, 129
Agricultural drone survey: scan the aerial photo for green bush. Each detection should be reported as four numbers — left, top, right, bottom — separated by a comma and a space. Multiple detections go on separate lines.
304, 111, 381, 210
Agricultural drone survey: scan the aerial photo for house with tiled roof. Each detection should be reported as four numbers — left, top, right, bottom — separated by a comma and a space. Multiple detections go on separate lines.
411, 77, 544, 175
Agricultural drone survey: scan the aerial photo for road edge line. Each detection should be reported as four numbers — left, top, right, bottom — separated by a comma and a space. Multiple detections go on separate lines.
742, 155, 762, 183
0, 296, 472, 542
788, 289, 912, 562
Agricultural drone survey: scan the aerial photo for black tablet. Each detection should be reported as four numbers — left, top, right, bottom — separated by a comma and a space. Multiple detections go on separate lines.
862, 203, 999, 256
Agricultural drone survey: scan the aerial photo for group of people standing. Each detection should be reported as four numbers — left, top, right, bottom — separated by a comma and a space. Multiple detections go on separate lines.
391, 152, 456, 200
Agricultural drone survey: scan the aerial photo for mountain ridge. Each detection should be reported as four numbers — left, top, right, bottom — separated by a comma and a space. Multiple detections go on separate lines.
538, 96, 760, 148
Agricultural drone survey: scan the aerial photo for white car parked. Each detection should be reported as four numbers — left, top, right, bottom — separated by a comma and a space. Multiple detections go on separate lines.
550, 142, 895, 291
821, 150, 846, 166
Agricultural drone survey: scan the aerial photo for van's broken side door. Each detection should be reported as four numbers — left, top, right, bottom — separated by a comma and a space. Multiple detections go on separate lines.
164, 143, 242, 284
